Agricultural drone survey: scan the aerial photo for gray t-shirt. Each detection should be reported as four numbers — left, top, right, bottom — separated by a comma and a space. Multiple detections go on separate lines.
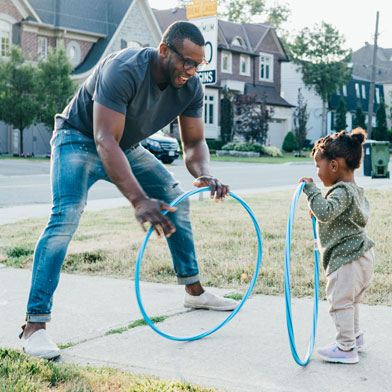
55, 48, 204, 150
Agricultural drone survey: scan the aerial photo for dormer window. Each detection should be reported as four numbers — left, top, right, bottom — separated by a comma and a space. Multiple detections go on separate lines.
231, 36, 246, 49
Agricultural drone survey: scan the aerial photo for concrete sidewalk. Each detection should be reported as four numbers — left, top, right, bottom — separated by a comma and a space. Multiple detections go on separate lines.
0, 267, 390, 392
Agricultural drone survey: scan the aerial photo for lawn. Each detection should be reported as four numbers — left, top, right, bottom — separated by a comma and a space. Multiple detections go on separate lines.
209, 152, 313, 164
0, 348, 219, 392
1, 189, 390, 306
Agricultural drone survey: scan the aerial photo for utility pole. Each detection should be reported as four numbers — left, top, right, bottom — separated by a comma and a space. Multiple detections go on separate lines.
367, 11, 379, 139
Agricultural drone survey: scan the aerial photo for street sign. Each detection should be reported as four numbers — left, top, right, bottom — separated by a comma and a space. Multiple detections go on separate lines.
192, 16, 218, 85
186, 3, 202, 19
202, 1, 217, 17
186, 1, 217, 20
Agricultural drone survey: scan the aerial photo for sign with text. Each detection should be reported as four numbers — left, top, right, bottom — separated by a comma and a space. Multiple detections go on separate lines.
186, 1, 217, 20
192, 16, 218, 85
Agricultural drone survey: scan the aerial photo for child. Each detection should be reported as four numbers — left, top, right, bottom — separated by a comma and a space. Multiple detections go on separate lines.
299, 128, 375, 364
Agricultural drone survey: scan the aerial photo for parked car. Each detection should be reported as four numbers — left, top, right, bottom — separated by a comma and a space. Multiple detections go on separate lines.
141, 131, 180, 164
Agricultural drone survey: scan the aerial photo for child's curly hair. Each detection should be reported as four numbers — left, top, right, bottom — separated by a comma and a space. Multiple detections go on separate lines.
311, 127, 367, 170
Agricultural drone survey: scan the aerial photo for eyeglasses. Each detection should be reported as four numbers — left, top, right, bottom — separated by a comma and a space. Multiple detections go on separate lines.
166, 43, 208, 72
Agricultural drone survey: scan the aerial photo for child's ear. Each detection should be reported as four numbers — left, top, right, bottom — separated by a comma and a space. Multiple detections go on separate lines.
330, 159, 338, 172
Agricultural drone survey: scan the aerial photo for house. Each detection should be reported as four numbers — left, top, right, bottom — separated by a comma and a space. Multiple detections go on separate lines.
0, 0, 161, 155
281, 62, 384, 143
352, 43, 392, 129
153, 7, 293, 148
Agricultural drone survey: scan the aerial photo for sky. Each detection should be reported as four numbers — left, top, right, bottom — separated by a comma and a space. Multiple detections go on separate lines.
147, 0, 392, 51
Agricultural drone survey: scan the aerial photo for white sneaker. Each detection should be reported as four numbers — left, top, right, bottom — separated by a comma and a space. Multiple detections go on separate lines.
184, 291, 239, 311
21, 329, 60, 359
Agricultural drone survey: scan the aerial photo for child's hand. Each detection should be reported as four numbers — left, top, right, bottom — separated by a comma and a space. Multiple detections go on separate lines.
309, 210, 314, 220
299, 177, 313, 184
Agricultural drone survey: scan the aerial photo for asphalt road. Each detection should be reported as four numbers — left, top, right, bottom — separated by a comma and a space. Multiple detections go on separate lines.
1, 157, 391, 208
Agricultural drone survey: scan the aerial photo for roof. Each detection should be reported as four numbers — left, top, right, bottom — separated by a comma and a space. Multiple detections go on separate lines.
245, 84, 293, 107
26, 0, 134, 75
352, 44, 392, 83
152, 7, 287, 59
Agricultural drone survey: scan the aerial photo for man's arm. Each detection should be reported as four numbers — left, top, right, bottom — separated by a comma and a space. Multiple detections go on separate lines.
93, 102, 176, 237
179, 115, 229, 200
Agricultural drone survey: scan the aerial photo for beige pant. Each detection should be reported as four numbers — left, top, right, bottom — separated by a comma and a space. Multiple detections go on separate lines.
326, 248, 375, 350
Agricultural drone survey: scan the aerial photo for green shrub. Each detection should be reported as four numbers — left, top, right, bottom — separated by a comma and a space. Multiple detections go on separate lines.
261, 146, 283, 157
282, 132, 298, 152
206, 139, 225, 150
234, 142, 263, 153
221, 142, 237, 151
387, 129, 392, 144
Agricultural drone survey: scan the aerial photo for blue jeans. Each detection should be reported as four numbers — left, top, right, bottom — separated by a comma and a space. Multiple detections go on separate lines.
26, 129, 199, 322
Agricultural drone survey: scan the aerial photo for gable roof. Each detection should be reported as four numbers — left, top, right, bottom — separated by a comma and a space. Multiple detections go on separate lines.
153, 7, 288, 59
26, 0, 132, 36
352, 44, 392, 83
24, 0, 134, 76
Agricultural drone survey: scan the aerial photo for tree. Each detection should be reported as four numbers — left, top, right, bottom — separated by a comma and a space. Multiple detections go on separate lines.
36, 47, 75, 129
234, 93, 270, 144
288, 22, 352, 137
334, 96, 347, 132
0, 46, 39, 154
293, 88, 309, 151
353, 103, 366, 129
220, 87, 234, 143
373, 100, 389, 141
282, 131, 297, 152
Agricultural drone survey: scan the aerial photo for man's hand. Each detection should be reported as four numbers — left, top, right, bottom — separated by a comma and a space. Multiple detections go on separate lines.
134, 198, 177, 237
299, 177, 313, 184
193, 176, 230, 201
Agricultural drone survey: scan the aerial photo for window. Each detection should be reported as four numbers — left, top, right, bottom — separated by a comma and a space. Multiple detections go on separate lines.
37, 36, 48, 60
231, 36, 245, 48
361, 84, 366, 99
355, 83, 360, 98
259, 53, 273, 82
375, 87, 380, 104
66, 41, 81, 67
342, 85, 347, 96
240, 54, 250, 76
0, 20, 11, 58
204, 95, 215, 125
221, 51, 232, 73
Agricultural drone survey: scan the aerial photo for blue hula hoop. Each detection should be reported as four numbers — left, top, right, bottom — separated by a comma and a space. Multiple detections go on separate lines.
135, 186, 262, 341
284, 181, 320, 366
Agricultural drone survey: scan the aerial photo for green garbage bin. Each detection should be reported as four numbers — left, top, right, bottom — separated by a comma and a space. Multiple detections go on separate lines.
363, 140, 390, 178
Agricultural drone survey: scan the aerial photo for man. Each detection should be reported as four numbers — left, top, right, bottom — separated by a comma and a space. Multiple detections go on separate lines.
20, 21, 238, 359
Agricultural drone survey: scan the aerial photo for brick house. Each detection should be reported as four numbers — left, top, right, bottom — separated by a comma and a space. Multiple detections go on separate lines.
153, 7, 293, 148
0, 0, 161, 155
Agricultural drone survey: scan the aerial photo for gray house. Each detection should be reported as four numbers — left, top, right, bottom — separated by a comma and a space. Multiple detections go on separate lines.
351, 43, 392, 129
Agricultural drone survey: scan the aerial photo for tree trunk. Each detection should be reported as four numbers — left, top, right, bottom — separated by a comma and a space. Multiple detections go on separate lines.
321, 100, 327, 137
19, 128, 24, 154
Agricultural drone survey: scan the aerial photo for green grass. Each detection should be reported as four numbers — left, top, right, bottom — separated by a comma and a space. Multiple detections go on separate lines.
224, 293, 244, 301
1, 189, 391, 306
105, 316, 167, 336
0, 348, 220, 391
209, 152, 313, 164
